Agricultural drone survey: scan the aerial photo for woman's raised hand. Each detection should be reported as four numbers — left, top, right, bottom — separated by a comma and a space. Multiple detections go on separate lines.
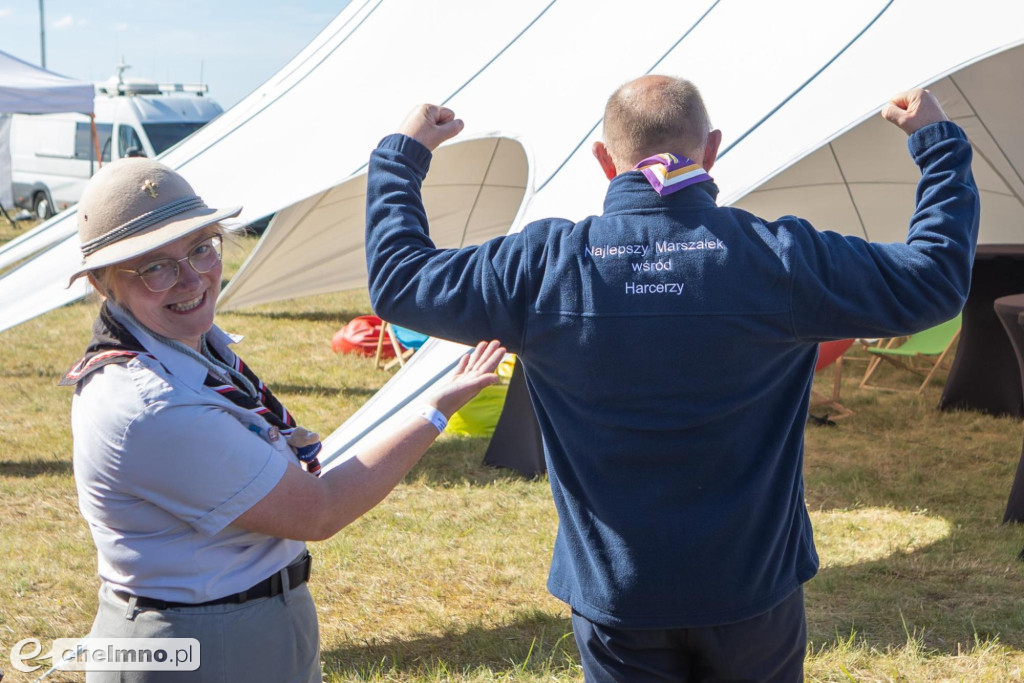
428, 340, 506, 418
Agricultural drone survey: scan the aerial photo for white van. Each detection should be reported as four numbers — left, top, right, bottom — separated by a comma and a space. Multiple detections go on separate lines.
10, 69, 223, 218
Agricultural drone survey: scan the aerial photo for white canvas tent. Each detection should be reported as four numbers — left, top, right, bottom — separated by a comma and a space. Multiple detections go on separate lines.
218, 136, 529, 309
1, 0, 1023, 471
0, 50, 94, 210
732, 42, 1024, 244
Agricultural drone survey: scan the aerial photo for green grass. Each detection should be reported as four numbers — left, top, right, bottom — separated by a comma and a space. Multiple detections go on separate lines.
1, 224, 1023, 681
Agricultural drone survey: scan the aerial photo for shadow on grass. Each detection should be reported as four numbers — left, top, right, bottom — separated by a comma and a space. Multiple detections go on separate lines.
808, 544, 1024, 654
225, 309, 366, 324
0, 459, 72, 477
801, 389, 1024, 653
271, 383, 377, 398
322, 610, 578, 680
410, 436, 541, 487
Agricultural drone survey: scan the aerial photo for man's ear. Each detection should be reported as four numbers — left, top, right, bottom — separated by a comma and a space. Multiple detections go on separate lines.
702, 129, 723, 172
592, 141, 618, 181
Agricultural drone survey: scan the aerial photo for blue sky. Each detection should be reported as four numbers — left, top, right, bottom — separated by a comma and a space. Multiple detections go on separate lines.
0, 1, 349, 109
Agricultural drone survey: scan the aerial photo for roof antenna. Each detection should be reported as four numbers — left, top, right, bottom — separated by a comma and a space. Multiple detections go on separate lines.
116, 57, 130, 88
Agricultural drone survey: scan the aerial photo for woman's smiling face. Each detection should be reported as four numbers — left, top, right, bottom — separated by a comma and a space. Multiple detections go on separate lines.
110, 230, 222, 350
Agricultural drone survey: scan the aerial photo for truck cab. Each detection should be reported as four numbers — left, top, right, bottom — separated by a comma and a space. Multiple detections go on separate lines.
10, 67, 222, 218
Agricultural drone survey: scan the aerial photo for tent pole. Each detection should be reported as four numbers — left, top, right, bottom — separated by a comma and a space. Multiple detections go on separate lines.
90, 114, 102, 170
38, 0, 47, 68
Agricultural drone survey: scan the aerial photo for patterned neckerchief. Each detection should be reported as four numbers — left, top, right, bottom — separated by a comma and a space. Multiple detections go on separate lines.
632, 153, 712, 197
61, 302, 322, 476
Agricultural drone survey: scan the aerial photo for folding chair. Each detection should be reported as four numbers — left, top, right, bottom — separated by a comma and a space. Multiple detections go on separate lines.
851, 338, 885, 360
373, 321, 411, 370
374, 322, 428, 371
810, 339, 855, 420
858, 314, 962, 393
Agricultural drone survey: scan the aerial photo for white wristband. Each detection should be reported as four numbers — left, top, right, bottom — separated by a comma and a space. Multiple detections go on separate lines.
416, 404, 448, 434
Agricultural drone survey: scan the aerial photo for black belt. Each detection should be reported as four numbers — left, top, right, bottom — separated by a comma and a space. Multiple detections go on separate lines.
117, 551, 312, 610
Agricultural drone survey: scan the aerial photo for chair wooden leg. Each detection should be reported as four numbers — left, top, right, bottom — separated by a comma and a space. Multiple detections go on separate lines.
915, 330, 960, 394
831, 357, 843, 402
809, 391, 853, 420
383, 347, 415, 371
859, 355, 885, 389
829, 357, 853, 419
810, 358, 854, 420
389, 327, 406, 367
862, 354, 928, 391
860, 336, 905, 389
374, 322, 388, 370
843, 339, 882, 366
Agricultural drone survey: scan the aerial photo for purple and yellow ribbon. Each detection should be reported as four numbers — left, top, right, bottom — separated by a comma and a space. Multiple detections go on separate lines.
633, 153, 711, 197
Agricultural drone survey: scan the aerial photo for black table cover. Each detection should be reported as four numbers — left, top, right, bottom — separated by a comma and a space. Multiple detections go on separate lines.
994, 293, 1024, 524
939, 245, 1024, 418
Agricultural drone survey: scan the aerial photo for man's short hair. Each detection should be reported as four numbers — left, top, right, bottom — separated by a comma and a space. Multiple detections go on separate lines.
603, 76, 711, 167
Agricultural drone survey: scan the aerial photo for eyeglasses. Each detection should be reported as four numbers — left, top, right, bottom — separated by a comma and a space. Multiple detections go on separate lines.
119, 235, 222, 293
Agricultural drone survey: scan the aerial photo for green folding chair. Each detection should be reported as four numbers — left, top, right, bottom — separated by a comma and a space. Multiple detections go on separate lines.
858, 314, 962, 394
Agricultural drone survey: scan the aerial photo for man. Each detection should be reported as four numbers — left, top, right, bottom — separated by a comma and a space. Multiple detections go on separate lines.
364, 76, 979, 681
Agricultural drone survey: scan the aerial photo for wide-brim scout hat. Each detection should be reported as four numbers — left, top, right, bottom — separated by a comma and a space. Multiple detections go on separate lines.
67, 157, 241, 286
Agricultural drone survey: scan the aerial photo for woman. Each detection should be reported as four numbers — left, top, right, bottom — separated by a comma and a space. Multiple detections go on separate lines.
61, 157, 504, 682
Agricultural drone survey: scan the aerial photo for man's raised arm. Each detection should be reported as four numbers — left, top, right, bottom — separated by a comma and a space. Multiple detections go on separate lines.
364, 105, 530, 351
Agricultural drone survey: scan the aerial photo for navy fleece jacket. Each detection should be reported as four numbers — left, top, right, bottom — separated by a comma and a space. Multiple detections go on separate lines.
365, 121, 979, 628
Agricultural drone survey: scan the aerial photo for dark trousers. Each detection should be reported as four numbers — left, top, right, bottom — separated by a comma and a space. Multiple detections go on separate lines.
571, 587, 806, 682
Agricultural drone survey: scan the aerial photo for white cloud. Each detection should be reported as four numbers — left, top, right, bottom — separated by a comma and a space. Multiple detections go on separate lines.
114, 22, 130, 31
52, 14, 74, 29
0, 8, 14, 19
